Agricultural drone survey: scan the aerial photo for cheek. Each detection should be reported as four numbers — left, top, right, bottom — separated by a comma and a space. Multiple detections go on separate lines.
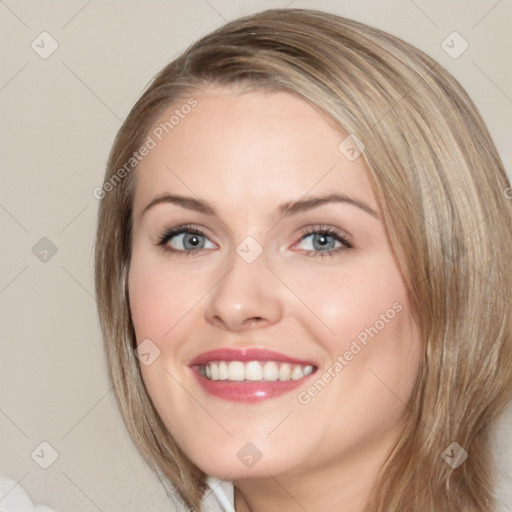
288, 253, 421, 406
128, 254, 209, 344
288, 262, 420, 463
127, 254, 205, 428
284, 252, 412, 353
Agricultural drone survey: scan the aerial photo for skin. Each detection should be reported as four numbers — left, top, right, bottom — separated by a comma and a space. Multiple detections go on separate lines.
128, 85, 422, 512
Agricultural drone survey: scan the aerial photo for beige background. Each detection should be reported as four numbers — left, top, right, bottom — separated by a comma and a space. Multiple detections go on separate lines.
1, 0, 511, 510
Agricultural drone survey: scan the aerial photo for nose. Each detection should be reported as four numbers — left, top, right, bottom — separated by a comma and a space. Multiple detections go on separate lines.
204, 249, 284, 332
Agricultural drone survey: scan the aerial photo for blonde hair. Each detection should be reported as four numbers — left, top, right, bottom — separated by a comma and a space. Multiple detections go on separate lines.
95, 8, 512, 511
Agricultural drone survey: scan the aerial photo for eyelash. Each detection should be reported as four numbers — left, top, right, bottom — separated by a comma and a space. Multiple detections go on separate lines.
157, 223, 353, 259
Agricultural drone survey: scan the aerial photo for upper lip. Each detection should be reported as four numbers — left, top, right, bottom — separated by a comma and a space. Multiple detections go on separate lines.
188, 348, 317, 367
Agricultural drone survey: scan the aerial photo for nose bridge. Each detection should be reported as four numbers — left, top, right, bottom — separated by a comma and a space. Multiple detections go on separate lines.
204, 240, 283, 331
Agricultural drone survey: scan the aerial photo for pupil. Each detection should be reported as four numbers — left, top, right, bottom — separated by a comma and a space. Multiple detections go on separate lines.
186, 234, 201, 248
314, 234, 333, 250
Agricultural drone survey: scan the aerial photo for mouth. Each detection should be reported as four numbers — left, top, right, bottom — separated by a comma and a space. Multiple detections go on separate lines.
189, 348, 318, 403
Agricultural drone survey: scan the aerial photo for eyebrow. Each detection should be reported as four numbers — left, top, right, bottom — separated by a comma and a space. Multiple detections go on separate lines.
140, 192, 379, 219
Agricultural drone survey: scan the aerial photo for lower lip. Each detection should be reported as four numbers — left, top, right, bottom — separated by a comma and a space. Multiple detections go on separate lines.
191, 368, 315, 403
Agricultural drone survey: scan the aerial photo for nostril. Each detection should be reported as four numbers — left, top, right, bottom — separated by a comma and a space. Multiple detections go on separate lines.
246, 317, 263, 328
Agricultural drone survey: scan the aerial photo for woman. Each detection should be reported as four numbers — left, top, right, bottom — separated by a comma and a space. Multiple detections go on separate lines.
94, 8, 512, 511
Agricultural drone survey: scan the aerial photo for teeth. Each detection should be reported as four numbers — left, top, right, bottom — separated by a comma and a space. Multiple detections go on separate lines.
201, 361, 314, 382
303, 365, 313, 375
291, 365, 304, 380
245, 361, 263, 381
263, 361, 279, 381
279, 363, 291, 381
218, 361, 229, 380
229, 361, 245, 381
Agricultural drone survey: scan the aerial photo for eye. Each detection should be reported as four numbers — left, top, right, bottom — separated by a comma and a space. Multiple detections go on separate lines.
156, 224, 352, 259
158, 224, 216, 256
293, 226, 352, 259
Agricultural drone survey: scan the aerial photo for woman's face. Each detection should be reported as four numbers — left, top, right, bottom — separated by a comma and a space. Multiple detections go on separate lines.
128, 86, 422, 480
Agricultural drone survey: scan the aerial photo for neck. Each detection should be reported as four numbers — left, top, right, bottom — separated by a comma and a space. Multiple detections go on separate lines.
232, 434, 397, 512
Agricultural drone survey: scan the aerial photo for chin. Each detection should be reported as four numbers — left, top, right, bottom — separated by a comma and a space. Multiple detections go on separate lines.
179, 435, 302, 480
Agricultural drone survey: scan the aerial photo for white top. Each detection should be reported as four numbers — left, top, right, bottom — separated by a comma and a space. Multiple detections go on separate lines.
203, 476, 235, 512
0, 475, 56, 512
0, 474, 234, 512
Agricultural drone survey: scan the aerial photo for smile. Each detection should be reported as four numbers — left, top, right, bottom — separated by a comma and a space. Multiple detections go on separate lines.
189, 348, 318, 402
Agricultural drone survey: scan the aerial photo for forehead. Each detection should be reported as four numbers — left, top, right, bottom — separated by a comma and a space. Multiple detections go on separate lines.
133, 87, 376, 216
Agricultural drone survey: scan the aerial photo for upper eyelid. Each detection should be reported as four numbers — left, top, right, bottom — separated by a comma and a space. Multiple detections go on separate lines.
296, 224, 351, 240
